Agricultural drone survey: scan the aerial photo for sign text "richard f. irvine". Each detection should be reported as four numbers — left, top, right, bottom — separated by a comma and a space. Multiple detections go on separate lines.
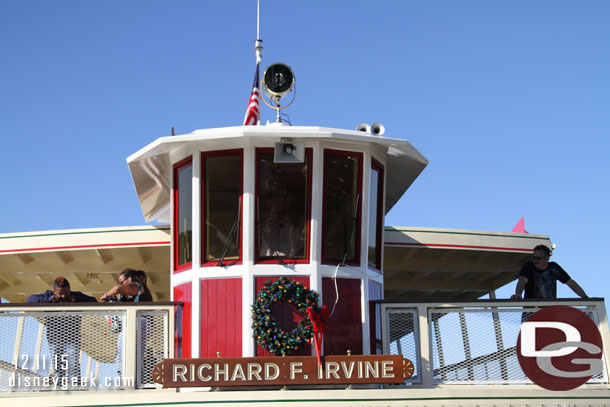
152, 355, 414, 387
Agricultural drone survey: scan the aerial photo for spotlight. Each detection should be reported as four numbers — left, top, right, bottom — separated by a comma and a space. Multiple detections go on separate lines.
263, 63, 295, 97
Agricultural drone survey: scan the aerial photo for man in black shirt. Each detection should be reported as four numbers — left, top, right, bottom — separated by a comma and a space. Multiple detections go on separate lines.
510, 245, 588, 299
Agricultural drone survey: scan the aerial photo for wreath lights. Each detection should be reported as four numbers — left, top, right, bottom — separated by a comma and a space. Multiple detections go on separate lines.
252, 277, 320, 356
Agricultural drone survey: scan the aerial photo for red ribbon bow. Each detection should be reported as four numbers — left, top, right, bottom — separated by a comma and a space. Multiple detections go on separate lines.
306, 305, 330, 368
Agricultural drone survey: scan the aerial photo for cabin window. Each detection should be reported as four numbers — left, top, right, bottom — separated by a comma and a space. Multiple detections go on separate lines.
368, 159, 384, 270
255, 148, 311, 263
202, 150, 243, 265
322, 150, 362, 265
174, 157, 193, 271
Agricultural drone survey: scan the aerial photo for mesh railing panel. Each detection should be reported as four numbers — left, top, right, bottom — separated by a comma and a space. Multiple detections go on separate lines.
0, 310, 126, 392
386, 309, 420, 384
429, 305, 606, 385
0, 306, 172, 392
137, 310, 168, 388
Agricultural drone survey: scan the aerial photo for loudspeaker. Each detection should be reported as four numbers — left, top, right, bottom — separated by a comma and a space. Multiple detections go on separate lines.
274, 142, 305, 163
356, 123, 371, 133
371, 122, 385, 136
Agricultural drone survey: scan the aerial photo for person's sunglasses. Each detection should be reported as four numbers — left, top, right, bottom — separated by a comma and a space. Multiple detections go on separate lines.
532, 256, 545, 261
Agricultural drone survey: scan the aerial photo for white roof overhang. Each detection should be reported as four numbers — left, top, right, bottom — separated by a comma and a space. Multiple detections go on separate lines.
127, 125, 428, 223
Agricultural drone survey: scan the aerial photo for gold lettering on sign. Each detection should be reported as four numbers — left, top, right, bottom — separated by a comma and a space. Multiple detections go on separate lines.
341, 361, 355, 378
290, 362, 303, 379
265, 363, 279, 380
365, 361, 378, 378
231, 364, 246, 381
247, 363, 263, 380
197, 364, 212, 381
382, 361, 393, 378
326, 362, 340, 379
215, 364, 229, 381
154, 355, 412, 388
173, 364, 187, 382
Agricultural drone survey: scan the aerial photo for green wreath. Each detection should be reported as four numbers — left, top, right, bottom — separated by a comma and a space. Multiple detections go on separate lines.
252, 277, 320, 355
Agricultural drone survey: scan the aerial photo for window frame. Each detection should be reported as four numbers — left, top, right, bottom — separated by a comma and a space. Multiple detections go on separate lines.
200, 149, 244, 267
321, 149, 363, 266
173, 156, 193, 273
254, 147, 313, 265
368, 157, 385, 271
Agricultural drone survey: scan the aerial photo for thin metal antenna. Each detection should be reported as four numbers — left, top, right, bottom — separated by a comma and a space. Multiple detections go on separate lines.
254, 0, 263, 63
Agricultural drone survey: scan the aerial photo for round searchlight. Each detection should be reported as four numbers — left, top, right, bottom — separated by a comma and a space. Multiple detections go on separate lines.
263, 63, 295, 97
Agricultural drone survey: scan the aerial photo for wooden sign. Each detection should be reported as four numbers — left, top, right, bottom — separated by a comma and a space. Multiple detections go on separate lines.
152, 355, 414, 387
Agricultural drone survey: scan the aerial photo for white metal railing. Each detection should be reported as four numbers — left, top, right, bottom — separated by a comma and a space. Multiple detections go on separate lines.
0, 303, 178, 393
380, 299, 610, 387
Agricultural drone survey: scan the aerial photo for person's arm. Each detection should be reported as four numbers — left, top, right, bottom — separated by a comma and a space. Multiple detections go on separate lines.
101, 282, 141, 301
510, 276, 528, 299
566, 279, 588, 298
27, 291, 53, 303
73, 292, 98, 302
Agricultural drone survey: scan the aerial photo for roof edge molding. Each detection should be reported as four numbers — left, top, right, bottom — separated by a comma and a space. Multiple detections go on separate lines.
126, 126, 428, 223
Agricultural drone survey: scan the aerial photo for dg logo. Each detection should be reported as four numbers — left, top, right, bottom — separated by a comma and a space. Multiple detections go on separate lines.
517, 305, 604, 391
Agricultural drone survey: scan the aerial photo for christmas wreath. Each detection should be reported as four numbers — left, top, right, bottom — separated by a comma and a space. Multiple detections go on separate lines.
252, 277, 320, 355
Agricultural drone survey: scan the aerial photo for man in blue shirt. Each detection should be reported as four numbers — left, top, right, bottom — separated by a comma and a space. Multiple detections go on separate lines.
27, 277, 96, 379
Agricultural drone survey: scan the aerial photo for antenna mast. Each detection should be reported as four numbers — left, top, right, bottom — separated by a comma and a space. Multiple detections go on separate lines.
255, 0, 263, 63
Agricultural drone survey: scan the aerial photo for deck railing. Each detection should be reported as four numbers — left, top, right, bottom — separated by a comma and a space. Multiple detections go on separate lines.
2, 299, 608, 393
378, 298, 610, 388
0, 302, 180, 392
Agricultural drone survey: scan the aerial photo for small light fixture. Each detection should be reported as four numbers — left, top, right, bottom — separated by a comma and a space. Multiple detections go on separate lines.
283, 144, 294, 154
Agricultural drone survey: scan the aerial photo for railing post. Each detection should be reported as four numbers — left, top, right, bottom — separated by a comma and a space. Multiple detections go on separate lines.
595, 300, 610, 383
124, 307, 138, 389
417, 304, 432, 387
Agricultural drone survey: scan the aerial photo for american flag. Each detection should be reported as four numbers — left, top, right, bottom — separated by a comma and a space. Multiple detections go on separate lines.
243, 62, 260, 126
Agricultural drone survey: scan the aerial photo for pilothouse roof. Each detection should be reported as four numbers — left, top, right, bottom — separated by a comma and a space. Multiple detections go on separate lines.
127, 124, 428, 223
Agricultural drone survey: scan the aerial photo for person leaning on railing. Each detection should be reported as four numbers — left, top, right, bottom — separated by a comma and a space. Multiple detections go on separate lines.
27, 276, 97, 380
101, 268, 152, 303
510, 244, 588, 300
100, 268, 154, 378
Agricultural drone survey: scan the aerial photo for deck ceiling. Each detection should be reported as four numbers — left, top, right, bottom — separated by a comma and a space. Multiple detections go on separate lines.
0, 225, 550, 303
382, 227, 551, 301
0, 226, 171, 303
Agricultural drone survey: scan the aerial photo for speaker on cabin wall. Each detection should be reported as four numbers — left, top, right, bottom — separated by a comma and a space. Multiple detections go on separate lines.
274, 141, 305, 163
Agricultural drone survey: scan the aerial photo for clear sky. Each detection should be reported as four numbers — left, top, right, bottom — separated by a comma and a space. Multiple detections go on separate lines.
1, 1, 609, 299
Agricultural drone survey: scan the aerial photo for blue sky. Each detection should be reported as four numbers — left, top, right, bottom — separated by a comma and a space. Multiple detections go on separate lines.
1, 1, 609, 299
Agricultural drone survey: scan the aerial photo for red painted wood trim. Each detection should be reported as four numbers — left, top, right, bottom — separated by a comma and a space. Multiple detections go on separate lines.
369, 158, 384, 271
200, 278, 243, 357
254, 148, 313, 265
200, 149, 244, 267
173, 281, 192, 358
321, 149, 363, 266
173, 156, 193, 273
254, 276, 312, 357
322, 277, 363, 355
